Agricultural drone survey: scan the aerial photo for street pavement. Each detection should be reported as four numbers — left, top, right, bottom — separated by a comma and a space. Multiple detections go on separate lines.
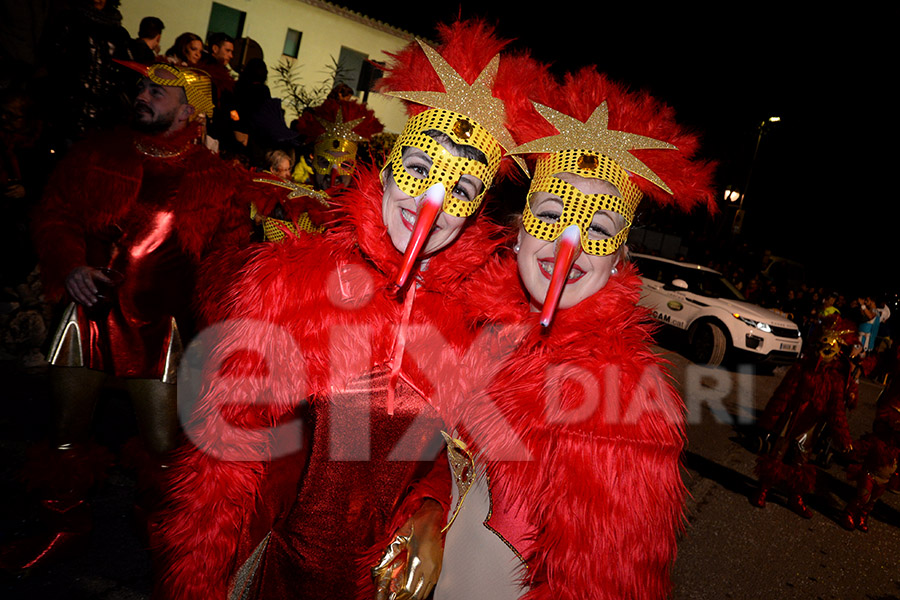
1, 349, 897, 599
665, 350, 900, 600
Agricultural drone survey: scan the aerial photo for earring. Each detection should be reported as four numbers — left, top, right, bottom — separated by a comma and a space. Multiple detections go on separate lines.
611, 266, 618, 275
513, 243, 520, 253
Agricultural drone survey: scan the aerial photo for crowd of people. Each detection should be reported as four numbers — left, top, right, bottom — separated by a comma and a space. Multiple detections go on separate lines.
0, 1, 388, 366
0, 5, 896, 600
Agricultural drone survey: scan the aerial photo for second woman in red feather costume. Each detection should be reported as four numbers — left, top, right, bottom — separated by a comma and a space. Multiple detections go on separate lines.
428, 68, 716, 599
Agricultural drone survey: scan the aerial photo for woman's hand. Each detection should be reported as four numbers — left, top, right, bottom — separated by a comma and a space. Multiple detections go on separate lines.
372, 499, 444, 600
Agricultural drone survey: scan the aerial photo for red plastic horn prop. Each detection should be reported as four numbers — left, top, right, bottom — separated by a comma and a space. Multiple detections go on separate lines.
539, 224, 581, 327
394, 183, 445, 288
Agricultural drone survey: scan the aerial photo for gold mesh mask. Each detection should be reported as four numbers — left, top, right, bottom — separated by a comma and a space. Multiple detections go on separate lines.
522, 149, 642, 256
313, 138, 358, 176
817, 327, 855, 362
311, 108, 366, 176
511, 100, 682, 255
144, 63, 215, 119
382, 108, 501, 218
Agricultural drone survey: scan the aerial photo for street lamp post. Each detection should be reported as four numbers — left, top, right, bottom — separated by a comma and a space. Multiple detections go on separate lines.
733, 116, 780, 234
738, 116, 780, 211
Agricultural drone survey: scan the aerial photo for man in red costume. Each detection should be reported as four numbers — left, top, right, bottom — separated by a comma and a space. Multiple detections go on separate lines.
3, 62, 249, 571
153, 20, 537, 600
751, 316, 858, 517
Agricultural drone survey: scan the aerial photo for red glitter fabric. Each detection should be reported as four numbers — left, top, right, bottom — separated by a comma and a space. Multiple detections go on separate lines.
77, 158, 193, 377
35, 127, 251, 379
254, 367, 444, 598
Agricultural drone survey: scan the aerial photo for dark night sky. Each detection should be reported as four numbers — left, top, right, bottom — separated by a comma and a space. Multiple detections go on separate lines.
337, 2, 895, 294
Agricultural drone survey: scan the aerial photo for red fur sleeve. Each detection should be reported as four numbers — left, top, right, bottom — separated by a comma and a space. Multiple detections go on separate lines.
152, 242, 327, 599
520, 368, 685, 600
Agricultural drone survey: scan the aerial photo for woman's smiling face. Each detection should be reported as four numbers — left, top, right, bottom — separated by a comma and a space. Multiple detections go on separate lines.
381, 143, 483, 257
517, 173, 624, 311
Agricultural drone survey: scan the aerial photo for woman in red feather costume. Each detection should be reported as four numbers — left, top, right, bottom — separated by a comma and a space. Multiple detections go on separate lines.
152, 21, 542, 600
426, 68, 716, 599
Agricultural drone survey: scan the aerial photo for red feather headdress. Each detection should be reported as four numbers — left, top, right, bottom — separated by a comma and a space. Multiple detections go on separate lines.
376, 19, 556, 181
510, 67, 717, 212
294, 97, 384, 144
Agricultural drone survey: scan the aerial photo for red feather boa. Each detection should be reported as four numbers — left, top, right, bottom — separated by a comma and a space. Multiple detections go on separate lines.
432, 252, 686, 600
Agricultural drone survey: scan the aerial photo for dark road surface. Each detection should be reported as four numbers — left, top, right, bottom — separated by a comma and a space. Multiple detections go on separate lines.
1, 350, 897, 599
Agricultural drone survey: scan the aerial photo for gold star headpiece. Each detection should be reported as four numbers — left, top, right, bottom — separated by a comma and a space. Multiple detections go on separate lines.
252, 177, 330, 240
252, 177, 330, 206
385, 39, 525, 175
509, 101, 677, 194
312, 108, 365, 176
511, 101, 682, 256
313, 109, 367, 145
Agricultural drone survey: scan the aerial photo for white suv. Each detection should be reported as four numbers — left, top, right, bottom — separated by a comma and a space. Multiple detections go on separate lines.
631, 253, 802, 366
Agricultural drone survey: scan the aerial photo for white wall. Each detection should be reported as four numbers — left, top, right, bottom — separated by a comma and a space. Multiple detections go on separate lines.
120, 0, 412, 132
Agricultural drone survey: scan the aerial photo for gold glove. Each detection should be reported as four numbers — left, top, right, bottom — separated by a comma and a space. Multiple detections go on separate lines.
372, 499, 444, 600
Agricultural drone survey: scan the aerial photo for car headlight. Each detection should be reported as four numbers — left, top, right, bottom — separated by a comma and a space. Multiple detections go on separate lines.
732, 313, 772, 333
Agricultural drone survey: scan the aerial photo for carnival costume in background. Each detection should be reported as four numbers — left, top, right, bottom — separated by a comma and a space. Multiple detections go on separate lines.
841, 344, 900, 531
153, 21, 529, 600
2, 63, 249, 571
252, 97, 383, 242
433, 68, 716, 599
752, 316, 859, 517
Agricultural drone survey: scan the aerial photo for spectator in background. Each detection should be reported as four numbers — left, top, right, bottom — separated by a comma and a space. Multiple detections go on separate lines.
232, 58, 298, 167
201, 32, 236, 97
128, 16, 164, 65
326, 82, 354, 101
42, 0, 132, 147
821, 293, 840, 317
1, 86, 51, 369
207, 33, 235, 69
876, 297, 891, 338
164, 32, 203, 67
743, 276, 762, 304
858, 296, 881, 353
265, 148, 293, 181
201, 32, 237, 152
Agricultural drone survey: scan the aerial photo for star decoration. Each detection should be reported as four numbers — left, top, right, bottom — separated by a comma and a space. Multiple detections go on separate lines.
253, 178, 330, 206
509, 101, 678, 194
314, 108, 366, 143
385, 39, 517, 156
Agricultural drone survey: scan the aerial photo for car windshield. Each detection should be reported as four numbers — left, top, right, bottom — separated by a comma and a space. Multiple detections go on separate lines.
676, 269, 745, 301
634, 256, 745, 301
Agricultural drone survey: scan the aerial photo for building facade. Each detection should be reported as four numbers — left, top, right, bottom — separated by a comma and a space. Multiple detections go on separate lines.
120, 0, 415, 131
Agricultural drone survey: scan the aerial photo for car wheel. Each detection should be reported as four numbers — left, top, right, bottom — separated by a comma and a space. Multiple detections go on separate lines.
691, 322, 728, 366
